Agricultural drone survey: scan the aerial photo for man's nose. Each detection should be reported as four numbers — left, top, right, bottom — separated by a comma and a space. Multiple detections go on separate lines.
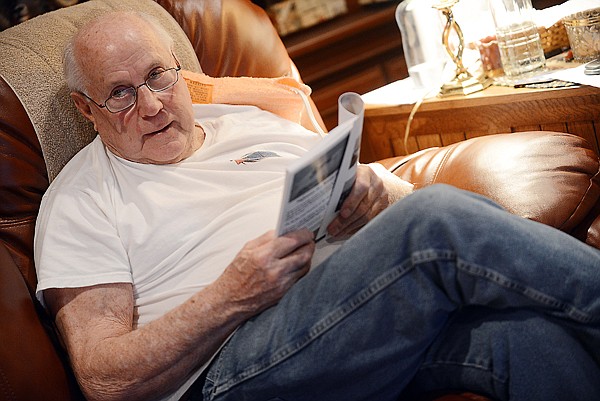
136, 85, 163, 116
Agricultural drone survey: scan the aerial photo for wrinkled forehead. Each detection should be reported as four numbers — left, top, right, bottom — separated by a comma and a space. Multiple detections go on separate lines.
72, 12, 175, 95
75, 12, 171, 65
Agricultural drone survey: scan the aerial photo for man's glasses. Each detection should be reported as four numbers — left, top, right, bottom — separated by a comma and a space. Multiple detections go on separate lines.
81, 58, 181, 113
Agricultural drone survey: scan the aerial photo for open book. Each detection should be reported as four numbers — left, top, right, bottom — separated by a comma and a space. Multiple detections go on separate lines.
276, 92, 365, 244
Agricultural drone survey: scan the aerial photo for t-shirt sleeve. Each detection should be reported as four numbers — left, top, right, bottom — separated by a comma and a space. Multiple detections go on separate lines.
34, 186, 132, 307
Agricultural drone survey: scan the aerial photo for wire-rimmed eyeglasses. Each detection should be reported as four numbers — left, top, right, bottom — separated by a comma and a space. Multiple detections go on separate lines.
81, 57, 181, 113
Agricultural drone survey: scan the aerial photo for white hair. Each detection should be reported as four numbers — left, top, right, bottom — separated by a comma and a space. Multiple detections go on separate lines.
63, 11, 175, 93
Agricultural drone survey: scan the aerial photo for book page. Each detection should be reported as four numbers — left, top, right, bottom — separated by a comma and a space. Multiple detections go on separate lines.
276, 92, 364, 244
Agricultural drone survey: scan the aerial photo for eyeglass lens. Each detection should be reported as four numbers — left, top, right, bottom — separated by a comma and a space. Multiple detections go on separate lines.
105, 67, 180, 113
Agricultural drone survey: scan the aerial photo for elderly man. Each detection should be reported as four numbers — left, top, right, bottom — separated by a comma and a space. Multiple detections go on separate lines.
35, 10, 600, 401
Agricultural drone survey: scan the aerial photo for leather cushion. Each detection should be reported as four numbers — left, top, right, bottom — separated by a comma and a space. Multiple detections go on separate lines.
0, 76, 47, 293
384, 131, 600, 248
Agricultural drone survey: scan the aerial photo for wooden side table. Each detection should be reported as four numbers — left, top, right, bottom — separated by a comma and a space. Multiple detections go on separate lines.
360, 83, 600, 163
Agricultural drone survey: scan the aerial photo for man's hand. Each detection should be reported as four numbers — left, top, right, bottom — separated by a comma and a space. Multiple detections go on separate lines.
215, 229, 315, 315
327, 163, 414, 238
43, 229, 315, 401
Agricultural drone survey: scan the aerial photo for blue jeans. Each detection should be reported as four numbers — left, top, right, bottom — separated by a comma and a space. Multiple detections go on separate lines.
200, 184, 600, 401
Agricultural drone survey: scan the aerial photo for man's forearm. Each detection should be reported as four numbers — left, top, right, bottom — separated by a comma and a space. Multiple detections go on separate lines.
49, 231, 313, 401
51, 282, 251, 401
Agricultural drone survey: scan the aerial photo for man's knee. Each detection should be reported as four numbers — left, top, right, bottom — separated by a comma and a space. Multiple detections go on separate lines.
389, 184, 500, 223
371, 184, 507, 248
404, 308, 600, 400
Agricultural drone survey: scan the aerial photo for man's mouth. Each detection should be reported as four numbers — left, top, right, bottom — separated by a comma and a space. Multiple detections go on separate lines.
145, 122, 173, 137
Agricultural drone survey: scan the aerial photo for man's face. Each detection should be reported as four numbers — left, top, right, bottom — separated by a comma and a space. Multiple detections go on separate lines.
71, 16, 201, 164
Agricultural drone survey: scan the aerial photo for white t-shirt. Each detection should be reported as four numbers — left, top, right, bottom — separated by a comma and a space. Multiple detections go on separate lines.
34, 104, 321, 400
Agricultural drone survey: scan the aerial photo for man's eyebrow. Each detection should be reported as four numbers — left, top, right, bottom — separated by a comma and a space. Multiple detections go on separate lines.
103, 61, 167, 91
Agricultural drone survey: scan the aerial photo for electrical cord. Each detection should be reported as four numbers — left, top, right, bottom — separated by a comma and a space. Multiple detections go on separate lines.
403, 86, 441, 154
404, 57, 485, 153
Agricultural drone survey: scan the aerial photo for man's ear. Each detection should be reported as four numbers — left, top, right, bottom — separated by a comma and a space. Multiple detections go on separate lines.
70, 91, 97, 130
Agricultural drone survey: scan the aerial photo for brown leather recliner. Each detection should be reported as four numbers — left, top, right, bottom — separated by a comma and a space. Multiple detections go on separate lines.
0, 1, 599, 401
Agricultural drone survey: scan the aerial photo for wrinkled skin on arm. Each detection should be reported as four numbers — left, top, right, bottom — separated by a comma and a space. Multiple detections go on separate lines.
45, 229, 315, 401
44, 162, 409, 401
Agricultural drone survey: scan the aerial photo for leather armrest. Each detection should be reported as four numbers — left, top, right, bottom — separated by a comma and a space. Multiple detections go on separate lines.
384, 131, 600, 248
0, 76, 49, 293
0, 241, 83, 400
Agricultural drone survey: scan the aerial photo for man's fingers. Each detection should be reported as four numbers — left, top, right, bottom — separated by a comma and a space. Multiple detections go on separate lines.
272, 229, 315, 259
329, 186, 388, 237
336, 196, 389, 237
222, 229, 315, 313
339, 175, 370, 218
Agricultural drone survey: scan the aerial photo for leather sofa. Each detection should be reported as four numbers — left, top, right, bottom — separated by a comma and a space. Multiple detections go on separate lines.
0, 0, 599, 400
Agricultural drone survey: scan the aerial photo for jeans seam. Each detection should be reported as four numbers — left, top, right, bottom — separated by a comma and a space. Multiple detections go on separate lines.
210, 252, 456, 396
455, 259, 597, 323
208, 247, 597, 398
417, 360, 509, 386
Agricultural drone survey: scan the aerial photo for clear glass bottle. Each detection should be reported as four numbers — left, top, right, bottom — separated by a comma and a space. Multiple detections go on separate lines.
488, 0, 546, 77
395, 0, 448, 89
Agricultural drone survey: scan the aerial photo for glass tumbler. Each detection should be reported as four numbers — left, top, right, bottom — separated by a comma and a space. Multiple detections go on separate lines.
488, 0, 546, 77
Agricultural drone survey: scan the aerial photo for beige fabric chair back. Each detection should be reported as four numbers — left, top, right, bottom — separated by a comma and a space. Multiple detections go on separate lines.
0, 0, 201, 181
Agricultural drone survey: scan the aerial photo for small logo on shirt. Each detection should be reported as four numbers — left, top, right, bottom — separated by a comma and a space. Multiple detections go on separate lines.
232, 151, 281, 165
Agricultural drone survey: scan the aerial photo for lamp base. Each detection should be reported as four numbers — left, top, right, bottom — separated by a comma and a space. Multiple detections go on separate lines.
439, 72, 492, 97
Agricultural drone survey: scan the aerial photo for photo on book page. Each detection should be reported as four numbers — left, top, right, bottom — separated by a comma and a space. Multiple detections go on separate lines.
276, 92, 364, 241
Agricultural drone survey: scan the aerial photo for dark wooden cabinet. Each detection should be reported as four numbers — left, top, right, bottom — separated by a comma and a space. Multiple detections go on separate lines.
532, 0, 564, 9
282, 1, 406, 130
0, 0, 87, 31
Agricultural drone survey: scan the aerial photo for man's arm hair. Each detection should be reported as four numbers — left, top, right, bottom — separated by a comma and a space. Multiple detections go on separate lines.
44, 228, 315, 401
45, 282, 243, 401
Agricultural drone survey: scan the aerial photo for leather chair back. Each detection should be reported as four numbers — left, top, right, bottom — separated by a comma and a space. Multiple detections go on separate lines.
0, 1, 305, 399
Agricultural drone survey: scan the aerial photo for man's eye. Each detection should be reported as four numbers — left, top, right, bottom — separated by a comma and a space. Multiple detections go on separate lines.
148, 68, 166, 80
111, 87, 131, 99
